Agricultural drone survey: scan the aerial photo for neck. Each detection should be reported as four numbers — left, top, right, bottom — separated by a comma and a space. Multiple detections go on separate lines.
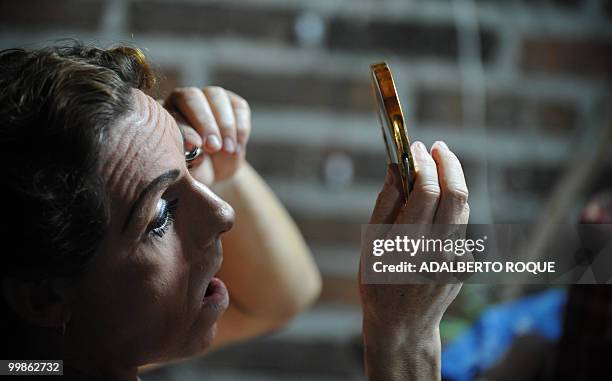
24, 326, 140, 381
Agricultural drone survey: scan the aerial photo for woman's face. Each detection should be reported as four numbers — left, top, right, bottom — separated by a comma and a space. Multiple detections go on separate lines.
65, 89, 235, 368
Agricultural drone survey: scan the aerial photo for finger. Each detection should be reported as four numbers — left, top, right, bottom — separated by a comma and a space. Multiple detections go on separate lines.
167, 87, 222, 153
170, 110, 202, 151
369, 164, 403, 225
430, 141, 469, 225
365, 165, 403, 257
179, 124, 202, 152
459, 203, 470, 225
227, 90, 251, 154
396, 141, 440, 224
204, 86, 237, 154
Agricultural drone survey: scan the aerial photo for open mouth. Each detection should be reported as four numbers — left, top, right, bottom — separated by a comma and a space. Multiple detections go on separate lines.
204, 282, 215, 297
202, 277, 229, 309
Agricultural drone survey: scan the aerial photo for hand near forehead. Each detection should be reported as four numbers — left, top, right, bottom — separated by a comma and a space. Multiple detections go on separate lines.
162, 86, 251, 185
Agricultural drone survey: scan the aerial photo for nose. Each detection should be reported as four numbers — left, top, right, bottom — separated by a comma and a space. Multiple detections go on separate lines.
189, 179, 235, 245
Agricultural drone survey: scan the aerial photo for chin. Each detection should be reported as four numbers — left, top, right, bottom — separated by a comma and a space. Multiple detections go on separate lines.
160, 278, 229, 362
169, 321, 218, 363
195, 276, 229, 345
197, 321, 218, 352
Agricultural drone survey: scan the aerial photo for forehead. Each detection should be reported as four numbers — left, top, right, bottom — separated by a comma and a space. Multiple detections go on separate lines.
99, 88, 184, 212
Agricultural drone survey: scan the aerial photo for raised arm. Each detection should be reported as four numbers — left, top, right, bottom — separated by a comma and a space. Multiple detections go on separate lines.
162, 86, 321, 349
211, 161, 321, 347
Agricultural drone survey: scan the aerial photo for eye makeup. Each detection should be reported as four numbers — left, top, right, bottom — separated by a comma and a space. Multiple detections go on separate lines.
147, 198, 179, 239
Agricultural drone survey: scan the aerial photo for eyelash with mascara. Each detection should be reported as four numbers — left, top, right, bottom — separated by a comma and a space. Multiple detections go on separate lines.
148, 198, 179, 239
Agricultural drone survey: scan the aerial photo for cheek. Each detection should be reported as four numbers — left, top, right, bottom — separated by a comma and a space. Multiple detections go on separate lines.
144, 240, 189, 302
124, 239, 194, 332
73, 236, 197, 361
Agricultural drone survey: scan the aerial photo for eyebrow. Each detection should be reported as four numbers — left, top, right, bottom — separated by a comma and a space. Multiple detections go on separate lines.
122, 169, 181, 232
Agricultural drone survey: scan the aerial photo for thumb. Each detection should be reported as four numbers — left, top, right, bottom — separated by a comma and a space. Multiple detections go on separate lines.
169, 108, 203, 152
179, 124, 203, 152
369, 164, 403, 225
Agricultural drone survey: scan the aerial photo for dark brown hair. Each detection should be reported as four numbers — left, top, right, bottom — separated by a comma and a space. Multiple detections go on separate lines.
0, 41, 155, 353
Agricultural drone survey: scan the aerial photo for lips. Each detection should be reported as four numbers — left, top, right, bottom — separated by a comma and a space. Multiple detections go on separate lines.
198, 237, 229, 312
202, 276, 229, 310
204, 280, 216, 297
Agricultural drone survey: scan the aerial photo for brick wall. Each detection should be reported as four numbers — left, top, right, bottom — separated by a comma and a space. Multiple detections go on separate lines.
1, 0, 611, 303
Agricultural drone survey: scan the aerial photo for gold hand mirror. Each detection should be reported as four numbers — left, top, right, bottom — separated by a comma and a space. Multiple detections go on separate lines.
370, 61, 415, 203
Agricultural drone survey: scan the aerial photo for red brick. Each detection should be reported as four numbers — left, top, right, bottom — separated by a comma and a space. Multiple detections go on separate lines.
211, 67, 372, 112
246, 143, 304, 178
415, 87, 463, 125
536, 100, 578, 134
488, 94, 577, 133
503, 166, 563, 196
522, 37, 612, 80
0, 0, 104, 30
327, 18, 498, 63
486, 93, 537, 130
129, 1, 297, 43
246, 142, 386, 184
248, 141, 478, 185
416, 87, 577, 133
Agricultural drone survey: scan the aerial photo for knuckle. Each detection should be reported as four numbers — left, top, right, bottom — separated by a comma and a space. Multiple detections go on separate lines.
416, 182, 441, 201
447, 186, 469, 206
375, 189, 391, 207
204, 85, 224, 94
174, 86, 201, 100
374, 183, 399, 209
419, 160, 439, 178
236, 127, 249, 138
216, 119, 234, 133
184, 86, 202, 96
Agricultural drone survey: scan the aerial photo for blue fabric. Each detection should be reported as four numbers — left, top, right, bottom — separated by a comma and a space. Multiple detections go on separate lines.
441, 288, 566, 381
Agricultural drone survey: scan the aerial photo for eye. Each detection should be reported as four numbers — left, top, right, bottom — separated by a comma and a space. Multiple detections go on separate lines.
147, 198, 179, 239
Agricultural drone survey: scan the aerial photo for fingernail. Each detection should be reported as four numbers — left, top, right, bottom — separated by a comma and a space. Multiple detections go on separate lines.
206, 135, 222, 151
223, 137, 235, 153
436, 141, 448, 150
414, 141, 426, 152
235, 143, 242, 154
183, 140, 196, 152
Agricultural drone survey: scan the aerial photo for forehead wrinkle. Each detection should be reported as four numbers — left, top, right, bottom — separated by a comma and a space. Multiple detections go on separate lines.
103, 115, 141, 192
118, 96, 168, 205
103, 90, 167, 215
103, 92, 153, 198
164, 105, 184, 154
99, 89, 145, 180
140, 93, 184, 170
